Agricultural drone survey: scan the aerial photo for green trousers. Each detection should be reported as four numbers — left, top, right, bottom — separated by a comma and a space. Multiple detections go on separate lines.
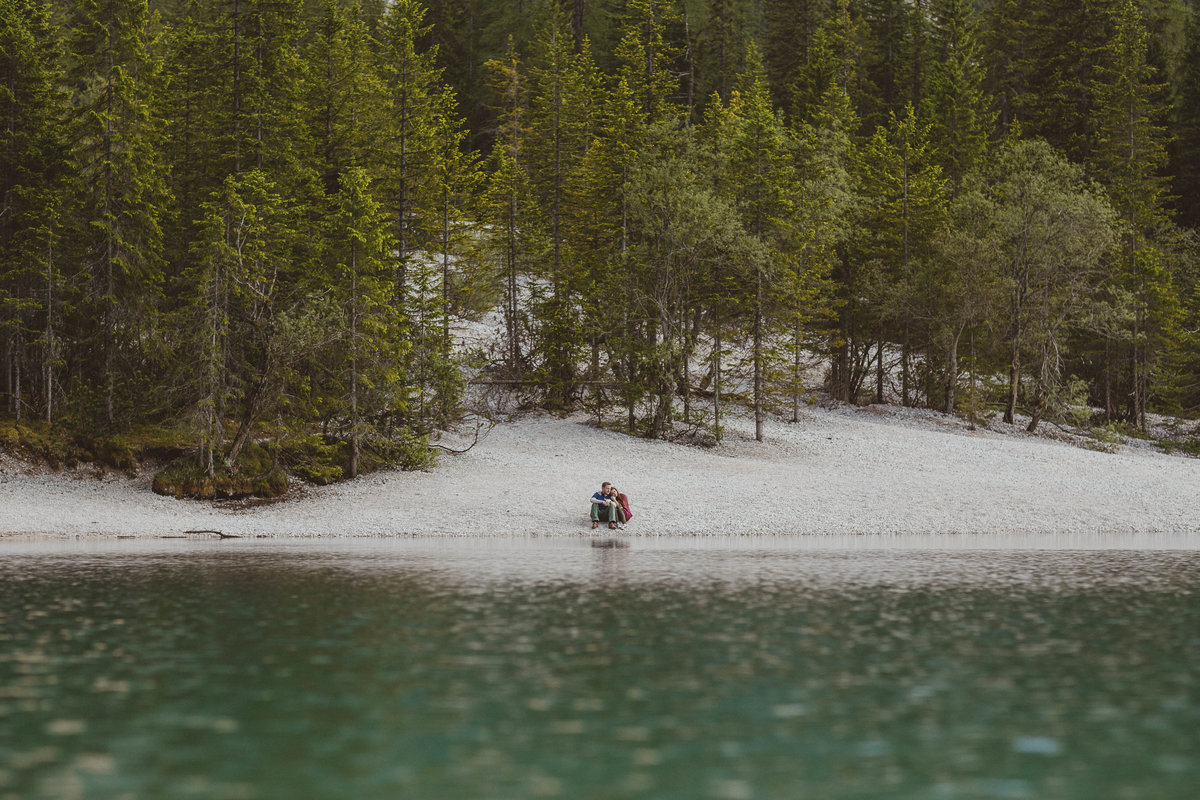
591, 502, 617, 522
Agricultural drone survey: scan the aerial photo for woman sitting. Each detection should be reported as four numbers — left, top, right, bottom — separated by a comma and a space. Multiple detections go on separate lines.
608, 485, 633, 527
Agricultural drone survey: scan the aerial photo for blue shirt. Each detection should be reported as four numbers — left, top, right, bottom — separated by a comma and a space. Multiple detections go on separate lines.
591, 491, 611, 505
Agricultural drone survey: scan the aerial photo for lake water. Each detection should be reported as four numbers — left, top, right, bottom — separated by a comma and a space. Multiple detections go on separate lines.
1, 535, 1198, 799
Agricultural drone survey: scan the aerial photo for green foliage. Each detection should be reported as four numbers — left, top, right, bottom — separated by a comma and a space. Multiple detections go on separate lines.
8, 0, 1200, 491
921, 0, 993, 194
152, 442, 288, 499
1157, 437, 1200, 457
1087, 0, 1177, 429
1173, 7, 1200, 228
0, 421, 189, 473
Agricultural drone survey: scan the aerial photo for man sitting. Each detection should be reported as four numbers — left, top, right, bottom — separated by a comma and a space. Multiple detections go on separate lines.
590, 481, 619, 529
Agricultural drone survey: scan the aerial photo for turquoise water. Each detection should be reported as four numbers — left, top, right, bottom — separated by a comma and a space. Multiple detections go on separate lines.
1, 536, 1198, 799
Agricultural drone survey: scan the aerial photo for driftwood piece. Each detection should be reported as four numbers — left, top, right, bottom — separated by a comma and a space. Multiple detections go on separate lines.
429, 421, 492, 455
183, 529, 241, 539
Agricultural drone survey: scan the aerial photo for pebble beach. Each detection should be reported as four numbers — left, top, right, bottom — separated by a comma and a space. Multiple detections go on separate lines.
2, 402, 1197, 539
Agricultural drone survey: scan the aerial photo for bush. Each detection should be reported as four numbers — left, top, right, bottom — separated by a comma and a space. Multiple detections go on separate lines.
1159, 438, 1200, 458
152, 442, 288, 500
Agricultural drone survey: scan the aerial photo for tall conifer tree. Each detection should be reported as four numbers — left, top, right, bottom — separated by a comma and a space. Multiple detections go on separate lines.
0, 0, 68, 422
1090, 0, 1176, 427
66, 0, 168, 427
921, 0, 991, 195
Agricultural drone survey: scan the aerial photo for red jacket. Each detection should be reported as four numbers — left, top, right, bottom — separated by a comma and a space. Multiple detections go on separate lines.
617, 493, 632, 521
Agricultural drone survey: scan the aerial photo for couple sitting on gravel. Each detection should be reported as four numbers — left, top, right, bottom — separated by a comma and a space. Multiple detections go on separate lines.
590, 482, 632, 530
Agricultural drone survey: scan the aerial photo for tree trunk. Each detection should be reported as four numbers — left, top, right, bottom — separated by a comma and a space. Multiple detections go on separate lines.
44, 237, 55, 424
875, 326, 884, 404
945, 327, 960, 415
1103, 338, 1112, 422
967, 327, 977, 430
792, 323, 801, 423
13, 327, 21, 424
682, 312, 692, 424
572, 0, 585, 50
1026, 352, 1046, 433
227, 373, 267, 466
349, 253, 360, 480
2, 330, 9, 415
753, 264, 764, 442
1004, 343, 1020, 424
713, 325, 722, 441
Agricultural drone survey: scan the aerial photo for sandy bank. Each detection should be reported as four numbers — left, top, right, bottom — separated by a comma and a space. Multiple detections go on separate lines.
2, 403, 1198, 538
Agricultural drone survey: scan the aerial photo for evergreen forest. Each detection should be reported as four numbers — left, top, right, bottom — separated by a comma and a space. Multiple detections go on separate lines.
4, 0, 1200, 492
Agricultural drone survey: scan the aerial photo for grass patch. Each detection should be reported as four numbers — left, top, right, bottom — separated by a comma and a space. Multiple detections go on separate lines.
4, 416, 434, 498
1158, 438, 1200, 458
0, 421, 189, 474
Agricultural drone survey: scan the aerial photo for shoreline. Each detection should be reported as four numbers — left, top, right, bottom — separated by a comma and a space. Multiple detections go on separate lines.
2, 404, 1199, 539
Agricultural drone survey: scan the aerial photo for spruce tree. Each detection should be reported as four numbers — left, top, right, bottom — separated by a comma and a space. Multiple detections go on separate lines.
762, 0, 833, 120
525, 2, 598, 407
378, 0, 445, 302
326, 166, 398, 478
0, 0, 69, 422
921, 0, 992, 195
483, 36, 535, 374
307, 0, 390, 194
858, 103, 948, 407
1090, 0, 1176, 428
797, 0, 865, 403
65, 0, 169, 428
616, 0, 683, 122
707, 48, 802, 441
995, 0, 1116, 163
1172, 7, 1200, 228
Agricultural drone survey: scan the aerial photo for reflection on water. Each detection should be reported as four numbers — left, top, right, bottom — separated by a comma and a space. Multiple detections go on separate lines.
1, 536, 1198, 799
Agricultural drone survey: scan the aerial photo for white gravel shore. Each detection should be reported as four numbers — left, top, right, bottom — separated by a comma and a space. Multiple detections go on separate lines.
2, 403, 1198, 539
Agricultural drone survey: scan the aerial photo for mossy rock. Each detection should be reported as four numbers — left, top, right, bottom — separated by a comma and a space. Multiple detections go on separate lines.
153, 447, 288, 500
78, 436, 138, 472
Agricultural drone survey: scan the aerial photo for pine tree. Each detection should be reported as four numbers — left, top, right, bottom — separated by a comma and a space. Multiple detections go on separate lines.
985, 139, 1118, 429
186, 170, 296, 473
0, 0, 69, 422
707, 48, 802, 441
1172, 7, 1200, 228
483, 36, 535, 374
524, 2, 597, 406
762, 0, 833, 120
428, 91, 480, 425
1090, 0, 1176, 428
857, 103, 948, 407
798, 0, 865, 403
616, 0, 683, 122
626, 122, 745, 439
378, 0, 446, 302
325, 166, 398, 478
921, 0, 992, 195
65, 0, 169, 428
